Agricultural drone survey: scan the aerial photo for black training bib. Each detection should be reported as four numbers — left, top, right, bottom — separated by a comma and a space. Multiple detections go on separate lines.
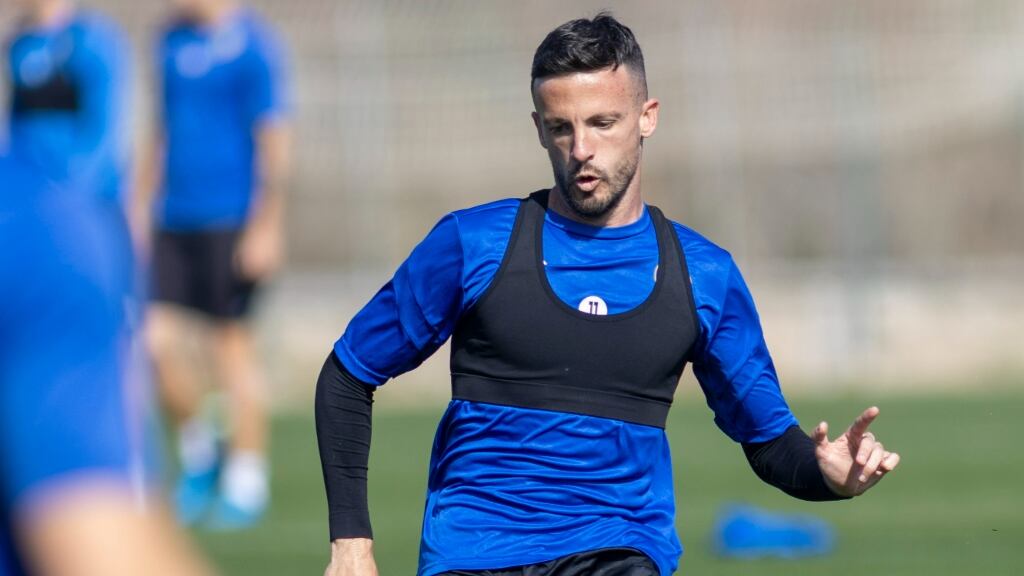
12, 71, 81, 114
449, 190, 699, 428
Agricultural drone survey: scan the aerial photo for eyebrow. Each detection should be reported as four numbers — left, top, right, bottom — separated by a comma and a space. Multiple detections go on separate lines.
543, 112, 625, 126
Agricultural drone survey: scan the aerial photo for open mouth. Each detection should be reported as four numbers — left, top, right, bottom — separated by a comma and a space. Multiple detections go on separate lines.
574, 174, 601, 192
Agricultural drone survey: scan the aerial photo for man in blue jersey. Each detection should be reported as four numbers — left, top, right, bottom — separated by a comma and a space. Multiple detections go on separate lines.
0, 155, 214, 576
316, 13, 901, 576
5, 0, 130, 204
133, 0, 292, 529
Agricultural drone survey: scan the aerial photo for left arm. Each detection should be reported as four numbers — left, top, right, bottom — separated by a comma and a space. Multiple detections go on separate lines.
808, 406, 901, 497
689, 250, 899, 500
68, 19, 130, 200
743, 406, 901, 499
236, 27, 293, 281
742, 425, 844, 501
237, 119, 292, 280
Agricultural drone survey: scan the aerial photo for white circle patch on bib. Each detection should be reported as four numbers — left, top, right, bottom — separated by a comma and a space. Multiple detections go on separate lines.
578, 295, 609, 316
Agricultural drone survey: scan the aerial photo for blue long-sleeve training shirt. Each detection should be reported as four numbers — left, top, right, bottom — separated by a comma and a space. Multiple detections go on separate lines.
334, 196, 798, 575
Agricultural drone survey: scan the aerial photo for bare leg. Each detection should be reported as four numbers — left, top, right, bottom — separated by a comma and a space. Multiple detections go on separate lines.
210, 320, 269, 518
210, 321, 267, 455
147, 305, 204, 427
148, 304, 220, 525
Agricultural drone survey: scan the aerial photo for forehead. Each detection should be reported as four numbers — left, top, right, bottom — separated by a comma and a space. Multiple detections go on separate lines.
532, 66, 639, 116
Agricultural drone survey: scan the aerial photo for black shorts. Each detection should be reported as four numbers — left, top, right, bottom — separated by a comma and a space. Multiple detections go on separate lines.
436, 548, 658, 576
151, 228, 258, 319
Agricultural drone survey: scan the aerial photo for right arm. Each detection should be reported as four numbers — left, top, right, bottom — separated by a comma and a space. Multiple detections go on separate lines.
128, 35, 168, 259
129, 130, 163, 258
315, 215, 466, 575
315, 353, 377, 575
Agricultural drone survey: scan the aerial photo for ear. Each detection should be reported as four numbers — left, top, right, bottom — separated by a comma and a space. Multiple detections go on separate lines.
638, 98, 659, 139
531, 111, 548, 150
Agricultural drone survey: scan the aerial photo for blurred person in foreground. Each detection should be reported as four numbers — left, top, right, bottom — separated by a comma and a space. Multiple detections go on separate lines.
5, 0, 130, 208
0, 154, 214, 576
132, 0, 292, 530
316, 13, 901, 576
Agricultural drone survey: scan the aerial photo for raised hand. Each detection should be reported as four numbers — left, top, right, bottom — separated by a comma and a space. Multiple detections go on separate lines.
813, 406, 901, 497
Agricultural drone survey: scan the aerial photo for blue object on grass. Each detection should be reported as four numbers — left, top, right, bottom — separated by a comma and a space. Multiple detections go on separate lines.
713, 503, 835, 559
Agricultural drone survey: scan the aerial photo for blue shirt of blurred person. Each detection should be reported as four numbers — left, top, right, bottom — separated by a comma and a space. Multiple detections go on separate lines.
0, 155, 140, 576
156, 8, 290, 231
6, 9, 130, 204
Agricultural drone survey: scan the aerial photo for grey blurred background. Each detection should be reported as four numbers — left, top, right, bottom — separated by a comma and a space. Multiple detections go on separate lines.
3, 0, 1021, 405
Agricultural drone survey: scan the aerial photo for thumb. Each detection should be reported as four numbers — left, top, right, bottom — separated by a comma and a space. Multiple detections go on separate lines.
813, 421, 829, 447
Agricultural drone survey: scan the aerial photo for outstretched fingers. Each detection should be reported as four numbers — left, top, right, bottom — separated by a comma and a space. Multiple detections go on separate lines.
879, 451, 901, 474
849, 406, 881, 466
813, 421, 830, 448
859, 442, 886, 482
855, 432, 877, 466
848, 406, 880, 439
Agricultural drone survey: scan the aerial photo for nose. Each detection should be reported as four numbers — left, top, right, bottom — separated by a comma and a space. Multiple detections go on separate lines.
570, 130, 593, 164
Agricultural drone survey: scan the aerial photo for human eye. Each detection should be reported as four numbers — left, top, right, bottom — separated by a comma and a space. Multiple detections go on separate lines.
547, 122, 570, 135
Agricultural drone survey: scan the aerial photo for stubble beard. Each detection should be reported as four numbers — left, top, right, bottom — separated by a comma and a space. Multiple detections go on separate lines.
555, 149, 640, 220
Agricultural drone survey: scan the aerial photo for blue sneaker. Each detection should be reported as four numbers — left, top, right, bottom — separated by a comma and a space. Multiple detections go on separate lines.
204, 497, 267, 531
713, 503, 835, 559
174, 464, 219, 527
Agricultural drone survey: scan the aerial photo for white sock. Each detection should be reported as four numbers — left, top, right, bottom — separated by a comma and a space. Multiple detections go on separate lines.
177, 417, 218, 474
221, 451, 269, 511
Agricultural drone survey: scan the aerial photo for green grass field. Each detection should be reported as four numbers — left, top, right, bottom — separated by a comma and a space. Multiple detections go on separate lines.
193, 392, 1023, 575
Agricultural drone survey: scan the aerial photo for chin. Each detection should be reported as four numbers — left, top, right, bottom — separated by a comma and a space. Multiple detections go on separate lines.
566, 188, 617, 218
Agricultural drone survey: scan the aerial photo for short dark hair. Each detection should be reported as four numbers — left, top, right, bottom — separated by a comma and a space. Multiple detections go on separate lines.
531, 12, 647, 98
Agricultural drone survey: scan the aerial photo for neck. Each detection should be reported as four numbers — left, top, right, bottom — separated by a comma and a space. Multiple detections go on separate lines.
194, 0, 239, 26
548, 171, 645, 229
28, 0, 72, 27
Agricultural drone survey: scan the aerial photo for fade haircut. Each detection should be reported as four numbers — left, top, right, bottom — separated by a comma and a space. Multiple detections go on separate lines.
530, 12, 648, 100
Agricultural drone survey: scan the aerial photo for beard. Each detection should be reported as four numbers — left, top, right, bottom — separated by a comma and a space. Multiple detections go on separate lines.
554, 148, 640, 220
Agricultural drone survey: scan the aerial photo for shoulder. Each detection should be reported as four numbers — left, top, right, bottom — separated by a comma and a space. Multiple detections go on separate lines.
443, 197, 521, 258
239, 10, 286, 58
159, 16, 190, 39
157, 16, 194, 52
450, 197, 520, 226
435, 197, 520, 308
72, 10, 124, 35
447, 197, 521, 243
7, 25, 32, 50
669, 219, 736, 278
71, 10, 127, 49
665, 218, 750, 322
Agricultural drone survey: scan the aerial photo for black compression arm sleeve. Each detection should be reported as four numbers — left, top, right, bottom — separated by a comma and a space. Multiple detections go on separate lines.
314, 352, 376, 540
742, 425, 849, 502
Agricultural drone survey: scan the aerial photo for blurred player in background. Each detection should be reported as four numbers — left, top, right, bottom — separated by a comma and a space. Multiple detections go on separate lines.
5, 0, 130, 208
133, 0, 292, 530
0, 154, 215, 576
